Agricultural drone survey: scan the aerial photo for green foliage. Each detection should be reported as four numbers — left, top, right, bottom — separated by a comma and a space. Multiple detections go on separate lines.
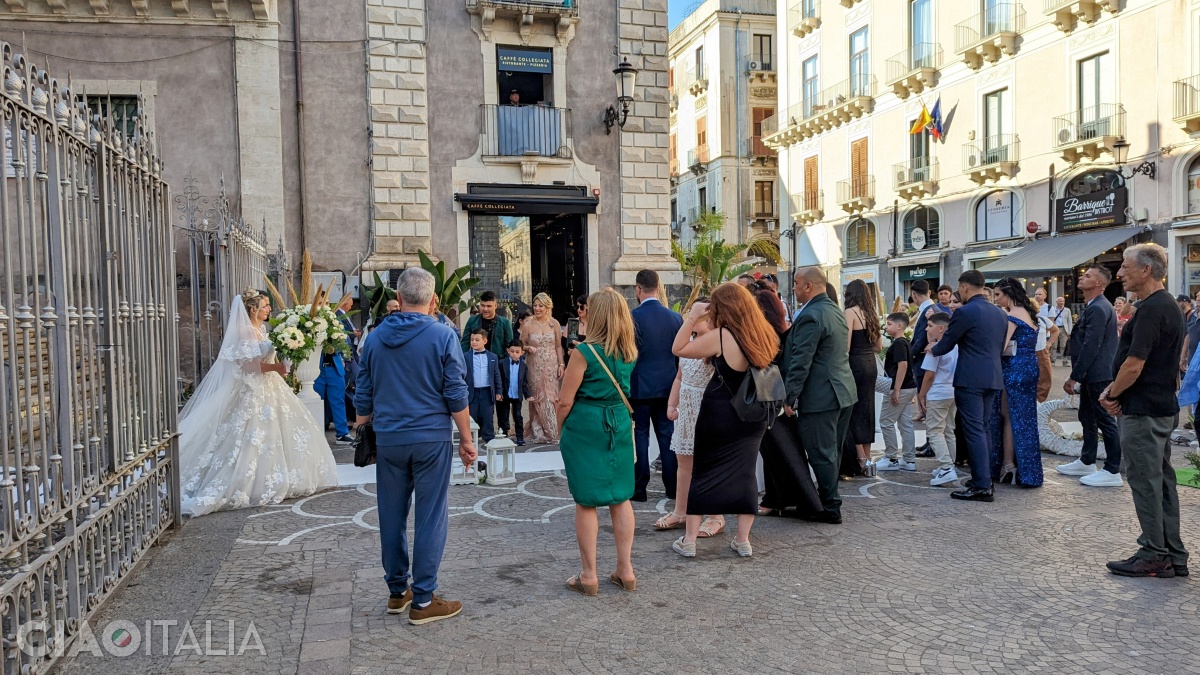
671, 210, 782, 307
418, 250, 482, 321
1185, 450, 1200, 487
359, 271, 397, 323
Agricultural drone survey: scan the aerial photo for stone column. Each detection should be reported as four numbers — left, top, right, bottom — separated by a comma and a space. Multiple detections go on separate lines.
611, 0, 681, 287
234, 22, 287, 244
366, 0, 430, 269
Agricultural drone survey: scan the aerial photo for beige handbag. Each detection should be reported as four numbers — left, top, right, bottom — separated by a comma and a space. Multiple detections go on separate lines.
583, 344, 636, 461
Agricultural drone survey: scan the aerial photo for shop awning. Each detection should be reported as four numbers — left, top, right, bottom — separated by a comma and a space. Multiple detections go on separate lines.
888, 252, 942, 268
454, 184, 598, 215
978, 227, 1140, 279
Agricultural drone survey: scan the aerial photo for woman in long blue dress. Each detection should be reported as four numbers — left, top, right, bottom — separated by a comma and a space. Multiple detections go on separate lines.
989, 278, 1044, 487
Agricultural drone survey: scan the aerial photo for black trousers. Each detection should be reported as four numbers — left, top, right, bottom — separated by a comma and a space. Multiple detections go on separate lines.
633, 398, 677, 500
955, 387, 998, 490
469, 387, 495, 443
496, 396, 524, 440
1079, 379, 1122, 473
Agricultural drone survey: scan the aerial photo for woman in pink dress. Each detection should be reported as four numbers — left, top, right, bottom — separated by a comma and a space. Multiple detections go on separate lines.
523, 292, 565, 444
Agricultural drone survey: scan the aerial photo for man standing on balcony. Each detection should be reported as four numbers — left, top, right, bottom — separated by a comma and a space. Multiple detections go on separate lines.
507, 90, 521, 106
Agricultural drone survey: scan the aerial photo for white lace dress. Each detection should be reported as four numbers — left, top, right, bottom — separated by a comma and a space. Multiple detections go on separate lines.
178, 325, 338, 517
670, 357, 714, 457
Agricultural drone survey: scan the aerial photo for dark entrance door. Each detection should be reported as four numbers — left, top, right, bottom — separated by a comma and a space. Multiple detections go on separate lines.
468, 212, 586, 324
530, 214, 585, 324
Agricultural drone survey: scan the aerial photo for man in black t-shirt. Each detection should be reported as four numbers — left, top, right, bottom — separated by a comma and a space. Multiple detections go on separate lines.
877, 312, 919, 472
1100, 243, 1189, 579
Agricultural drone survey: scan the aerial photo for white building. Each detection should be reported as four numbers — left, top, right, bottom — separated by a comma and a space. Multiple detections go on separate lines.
669, 0, 779, 248
768, 0, 1200, 307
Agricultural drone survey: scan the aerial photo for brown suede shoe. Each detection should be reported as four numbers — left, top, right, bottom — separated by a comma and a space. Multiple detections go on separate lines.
386, 589, 412, 615
408, 595, 463, 625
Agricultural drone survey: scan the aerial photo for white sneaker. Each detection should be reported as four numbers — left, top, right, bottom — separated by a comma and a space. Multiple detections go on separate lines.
1056, 459, 1097, 476
930, 467, 959, 486
876, 458, 902, 471
900, 461, 917, 472
1079, 469, 1124, 487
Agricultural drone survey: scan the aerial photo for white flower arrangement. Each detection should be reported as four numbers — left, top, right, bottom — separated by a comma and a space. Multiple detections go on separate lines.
267, 303, 352, 371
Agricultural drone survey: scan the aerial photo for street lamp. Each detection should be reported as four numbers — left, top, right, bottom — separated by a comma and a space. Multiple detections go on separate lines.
604, 57, 638, 135
1112, 138, 1156, 180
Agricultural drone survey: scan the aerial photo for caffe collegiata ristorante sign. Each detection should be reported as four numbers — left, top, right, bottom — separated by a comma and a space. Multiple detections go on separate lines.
1055, 187, 1128, 233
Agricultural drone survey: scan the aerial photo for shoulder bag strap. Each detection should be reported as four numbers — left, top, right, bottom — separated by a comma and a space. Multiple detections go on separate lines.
584, 344, 633, 415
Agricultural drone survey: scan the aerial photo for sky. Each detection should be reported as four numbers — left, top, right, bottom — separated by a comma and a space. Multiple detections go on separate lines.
668, 0, 698, 31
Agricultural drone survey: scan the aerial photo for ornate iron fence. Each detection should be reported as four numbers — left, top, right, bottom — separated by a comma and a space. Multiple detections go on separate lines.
175, 176, 287, 387
0, 43, 177, 669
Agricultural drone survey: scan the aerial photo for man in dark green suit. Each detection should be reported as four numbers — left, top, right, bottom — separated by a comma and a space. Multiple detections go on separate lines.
460, 290, 514, 358
780, 267, 858, 524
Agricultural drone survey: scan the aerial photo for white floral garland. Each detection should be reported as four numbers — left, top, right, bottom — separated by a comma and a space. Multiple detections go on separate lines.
1038, 397, 1107, 460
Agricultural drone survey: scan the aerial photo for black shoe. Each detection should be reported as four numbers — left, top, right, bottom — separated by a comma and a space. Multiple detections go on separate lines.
915, 447, 935, 458
1107, 555, 1175, 578
335, 434, 354, 445
516, 439, 525, 446
799, 510, 842, 524
630, 493, 648, 502
1175, 563, 1189, 577
950, 486, 994, 502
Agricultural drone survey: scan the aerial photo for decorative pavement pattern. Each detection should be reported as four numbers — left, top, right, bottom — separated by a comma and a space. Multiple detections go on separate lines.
55, 453, 1199, 674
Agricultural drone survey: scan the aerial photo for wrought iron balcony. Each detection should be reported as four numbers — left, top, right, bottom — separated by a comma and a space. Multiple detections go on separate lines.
745, 198, 777, 219
1052, 103, 1125, 163
1174, 75, 1200, 133
789, 0, 820, 38
747, 52, 775, 83
762, 76, 875, 149
963, 134, 1019, 184
669, 92, 679, 111
837, 177, 875, 214
1045, 0, 1118, 33
791, 189, 824, 225
750, 134, 775, 159
885, 43, 942, 100
687, 146, 710, 172
467, 0, 579, 44
893, 158, 938, 201
480, 104, 571, 158
955, 2, 1024, 69
688, 206, 713, 228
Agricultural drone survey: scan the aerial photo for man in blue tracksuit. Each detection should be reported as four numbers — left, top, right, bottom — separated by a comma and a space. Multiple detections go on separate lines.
355, 267, 477, 625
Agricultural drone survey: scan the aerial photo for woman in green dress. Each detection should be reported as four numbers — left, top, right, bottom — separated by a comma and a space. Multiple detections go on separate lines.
556, 289, 639, 596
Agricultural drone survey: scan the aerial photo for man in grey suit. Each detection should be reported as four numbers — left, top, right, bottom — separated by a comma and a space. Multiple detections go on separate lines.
780, 267, 858, 524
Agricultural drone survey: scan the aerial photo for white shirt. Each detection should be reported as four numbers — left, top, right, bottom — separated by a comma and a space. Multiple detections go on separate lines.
640, 297, 660, 306
1037, 303, 1052, 321
471, 350, 491, 388
1052, 305, 1068, 326
922, 345, 958, 401
916, 298, 934, 322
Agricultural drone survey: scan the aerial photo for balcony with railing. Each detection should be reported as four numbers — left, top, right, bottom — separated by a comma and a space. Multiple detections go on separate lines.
669, 155, 679, 177
678, 67, 709, 96
955, 3, 1025, 70
467, 0, 579, 43
893, 157, 939, 201
687, 146, 710, 172
791, 189, 824, 225
745, 198, 777, 220
885, 43, 942, 100
747, 52, 775, 83
763, 76, 875, 149
1045, 0, 1118, 33
750, 134, 775, 159
963, 134, 1019, 184
1053, 103, 1124, 163
1175, 76, 1200, 133
688, 205, 713, 228
837, 177, 875, 214
789, 0, 820, 38
481, 104, 571, 158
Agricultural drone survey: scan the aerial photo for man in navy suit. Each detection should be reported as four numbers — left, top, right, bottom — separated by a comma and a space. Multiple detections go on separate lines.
629, 270, 684, 502
1059, 265, 1122, 486
930, 270, 1007, 502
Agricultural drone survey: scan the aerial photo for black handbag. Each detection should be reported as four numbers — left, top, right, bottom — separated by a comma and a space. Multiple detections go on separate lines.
716, 329, 786, 427
353, 422, 377, 467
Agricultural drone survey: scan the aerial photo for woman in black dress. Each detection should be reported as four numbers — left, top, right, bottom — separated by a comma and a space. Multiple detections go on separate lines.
841, 279, 883, 477
670, 283, 780, 558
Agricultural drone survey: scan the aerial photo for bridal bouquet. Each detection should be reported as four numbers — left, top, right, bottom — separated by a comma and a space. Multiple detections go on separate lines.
263, 251, 353, 391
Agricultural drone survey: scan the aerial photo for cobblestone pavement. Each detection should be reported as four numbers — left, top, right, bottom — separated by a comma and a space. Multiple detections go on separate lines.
54, 445, 1200, 675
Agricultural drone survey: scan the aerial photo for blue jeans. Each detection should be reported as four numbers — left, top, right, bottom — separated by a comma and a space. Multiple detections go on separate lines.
376, 441, 452, 604
314, 365, 349, 437
955, 386, 998, 490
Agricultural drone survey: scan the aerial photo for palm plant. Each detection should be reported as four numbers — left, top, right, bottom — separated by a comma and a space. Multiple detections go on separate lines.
417, 250, 481, 321
671, 210, 784, 307
359, 271, 398, 324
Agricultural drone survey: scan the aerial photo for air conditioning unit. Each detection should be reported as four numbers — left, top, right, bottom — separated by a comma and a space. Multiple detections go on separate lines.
748, 60, 760, 70
1057, 127, 1077, 145
897, 169, 909, 184
966, 152, 981, 168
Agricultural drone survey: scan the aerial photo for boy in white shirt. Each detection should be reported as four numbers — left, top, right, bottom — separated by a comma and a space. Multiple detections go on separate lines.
919, 312, 959, 487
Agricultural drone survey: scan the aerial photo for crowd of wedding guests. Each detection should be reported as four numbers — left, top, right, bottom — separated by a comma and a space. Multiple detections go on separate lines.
355, 244, 1189, 624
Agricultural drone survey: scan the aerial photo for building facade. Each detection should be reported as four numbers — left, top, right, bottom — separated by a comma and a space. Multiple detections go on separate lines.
669, 0, 778, 248
768, 0, 1200, 309
0, 0, 677, 322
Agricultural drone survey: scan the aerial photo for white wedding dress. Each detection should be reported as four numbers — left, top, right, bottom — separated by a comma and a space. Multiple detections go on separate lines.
178, 297, 338, 517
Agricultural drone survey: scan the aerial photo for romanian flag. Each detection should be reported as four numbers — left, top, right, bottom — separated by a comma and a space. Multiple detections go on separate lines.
929, 98, 944, 141
909, 103, 932, 134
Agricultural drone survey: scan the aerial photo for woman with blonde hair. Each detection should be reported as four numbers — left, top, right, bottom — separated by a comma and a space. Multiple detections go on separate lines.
523, 292, 565, 443
669, 282, 779, 558
557, 289, 639, 595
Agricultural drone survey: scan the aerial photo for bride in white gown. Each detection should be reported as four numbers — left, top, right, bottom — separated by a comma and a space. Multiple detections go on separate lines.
178, 289, 338, 517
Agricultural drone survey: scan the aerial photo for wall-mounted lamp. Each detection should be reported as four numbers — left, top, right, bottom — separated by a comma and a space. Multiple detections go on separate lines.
604, 57, 638, 135
1112, 138, 1156, 180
